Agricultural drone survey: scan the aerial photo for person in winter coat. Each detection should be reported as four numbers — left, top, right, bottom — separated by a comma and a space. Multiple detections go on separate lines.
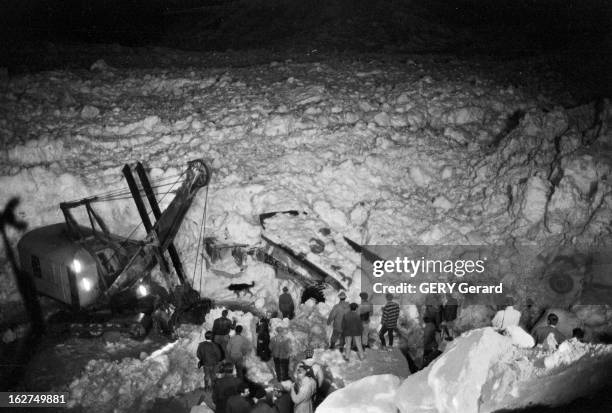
226, 325, 252, 379
197, 331, 223, 390
342, 302, 364, 362
213, 362, 242, 413
422, 294, 442, 365
379, 293, 400, 350
358, 292, 373, 347
256, 317, 271, 362
532, 313, 566, 347
213, 309, 236, 358
327, 291, 350, 350
278, 287, 295, 320
269, 326, 292, 381
290, 363, 317, 413
440, 293, 459, 339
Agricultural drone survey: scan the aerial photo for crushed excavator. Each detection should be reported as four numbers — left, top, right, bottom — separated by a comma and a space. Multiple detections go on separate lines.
17, 159, 212, 338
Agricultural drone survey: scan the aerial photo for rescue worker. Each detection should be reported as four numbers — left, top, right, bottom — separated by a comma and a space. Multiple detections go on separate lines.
269, 326, 291, 381
342, 302, 364, 362
358, 292, 373, 348
226, 325, 252, 379
327, 291, 350, 350
379, 293, 400, 351
532, 313, 566, 347
278, 286, 295, 320
197, 331, 223, 391
212, 309, 236, 358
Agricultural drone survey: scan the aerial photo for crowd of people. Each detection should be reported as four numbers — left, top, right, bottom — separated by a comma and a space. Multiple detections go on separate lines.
196, 287, 587, 412
196, 296, 328, 413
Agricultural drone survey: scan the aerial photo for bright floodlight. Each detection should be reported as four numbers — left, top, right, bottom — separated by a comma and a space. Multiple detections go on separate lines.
72, 259, 82, 273
81, 278, 93, 292
137, 284, 149, 297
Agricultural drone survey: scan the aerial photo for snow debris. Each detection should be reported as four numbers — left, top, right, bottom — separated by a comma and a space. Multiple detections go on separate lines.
316, 374, 401, 413
505, 325, 535, 348
395, 327, 612, 413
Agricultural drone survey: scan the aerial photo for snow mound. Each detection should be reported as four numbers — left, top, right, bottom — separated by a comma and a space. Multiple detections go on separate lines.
395, 327, 612, 413
316, 374, 401, 413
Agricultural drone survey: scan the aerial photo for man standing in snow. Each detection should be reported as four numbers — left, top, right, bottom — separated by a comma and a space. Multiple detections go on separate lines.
379, 293, 400, 351
278, 286, 295, 320
440, 293, 459, 339
491, 296, 521, 332
226, 325, 252, 379
212, 309, 236, 358
197, 331, 223, 391
327, 291, 350, 350
342, 302, 365, 362
532, 313, 566, 347
270, 326, 292, 381
422, 294, 442, 366
358, 292, 373, 348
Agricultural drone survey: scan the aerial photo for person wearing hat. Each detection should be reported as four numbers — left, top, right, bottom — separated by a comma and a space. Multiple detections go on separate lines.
270, 326, 292, 381
327, 291, 350, 351
279, 286, 295, 320
358, 292, 373, 348
379, 292, 400, 351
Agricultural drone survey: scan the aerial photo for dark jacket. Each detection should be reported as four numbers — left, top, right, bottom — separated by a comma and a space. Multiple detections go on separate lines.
256, 320, 271, 361
213, 376, 242, 413
279, 293, 295, 314
441, 297, 458, 322
342, 311, 363, 337
213, 316, 235, 336
327, 301, 350, 331
423, 304, 441, 327
197, 341, 223, 367
226, 394, 253, 413
532, 325, 566, 346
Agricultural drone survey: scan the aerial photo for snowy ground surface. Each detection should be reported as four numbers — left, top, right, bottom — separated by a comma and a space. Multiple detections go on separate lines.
1, 42, 612, 412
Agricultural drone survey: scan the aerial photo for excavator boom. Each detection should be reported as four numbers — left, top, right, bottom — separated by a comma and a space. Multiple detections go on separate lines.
102, 159, 211, 301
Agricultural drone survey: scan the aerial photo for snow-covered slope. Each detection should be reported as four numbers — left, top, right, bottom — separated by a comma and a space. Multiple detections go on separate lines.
2, 54, 611, 307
